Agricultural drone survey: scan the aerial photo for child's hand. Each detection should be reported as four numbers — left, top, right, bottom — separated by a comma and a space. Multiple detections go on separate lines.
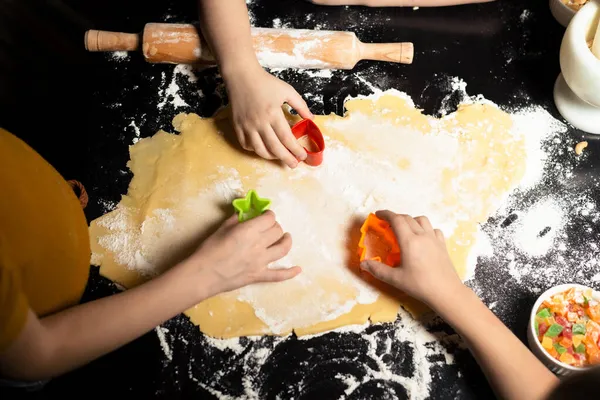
190, 210, 300, 297
225, 66, 313, 168
359, 210, 465, 308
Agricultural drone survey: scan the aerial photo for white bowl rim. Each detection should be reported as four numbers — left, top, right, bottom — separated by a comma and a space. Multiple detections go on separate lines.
551, 0, 583, 14
529, 283, 600, 371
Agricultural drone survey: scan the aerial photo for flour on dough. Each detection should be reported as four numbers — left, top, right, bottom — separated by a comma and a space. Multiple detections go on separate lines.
89, 90, 526, 338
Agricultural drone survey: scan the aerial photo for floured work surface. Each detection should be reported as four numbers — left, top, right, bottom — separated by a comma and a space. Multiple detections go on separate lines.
90, 90, 527, 338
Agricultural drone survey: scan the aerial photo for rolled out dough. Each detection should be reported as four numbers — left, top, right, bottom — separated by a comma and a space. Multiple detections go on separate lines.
89, 90, 525, 338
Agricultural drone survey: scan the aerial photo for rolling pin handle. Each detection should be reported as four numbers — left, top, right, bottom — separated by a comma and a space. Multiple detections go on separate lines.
359, 42, 414, 65
84, 29, 140, 52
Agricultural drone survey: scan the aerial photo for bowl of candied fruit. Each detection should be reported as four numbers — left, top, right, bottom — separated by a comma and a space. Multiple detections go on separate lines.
527, 284, 600, 376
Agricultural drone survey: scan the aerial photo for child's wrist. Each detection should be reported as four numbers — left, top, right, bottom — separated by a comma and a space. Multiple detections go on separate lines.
220, 57, 262, 82
172, 256, 223, 303
426, 282, 471, 316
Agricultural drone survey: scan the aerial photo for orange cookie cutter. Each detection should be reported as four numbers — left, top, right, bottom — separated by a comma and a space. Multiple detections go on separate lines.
358, 213, 401, 267
291, 119, 325, 167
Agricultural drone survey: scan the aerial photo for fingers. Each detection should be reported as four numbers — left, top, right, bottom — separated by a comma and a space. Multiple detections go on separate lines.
266, 232, 293, 262
284, 88, 313, 120
272, 114, 307, 161
234, 125, 250, 151
243, 210, 278, 232
403, 215, 425, 234
260, 223, 285, 247
376, 210, 427, 235
261, 266, 302, 283
248, 130, 276, 160
260, 125, 298, 168
360, 260, 397, 286
375, 210, 413, 243
414, 216, 433, 232
374, 210, 398, 225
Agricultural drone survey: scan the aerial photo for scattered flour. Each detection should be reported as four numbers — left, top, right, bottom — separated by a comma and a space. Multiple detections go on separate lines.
307, 308, 460, 400
247, 0, 257, 25
514, 198, 566, 257
272, 17, 292, 29
109, 51, 129, 62
156, 326, 173, 362
203, 336, 246, 355
97, 198, 117, 213
157, 65, 203, 110
129, 120, 141, 143
158, 71, 188, 109
253, 28, 333, 69
154, 308, 461, 400
465, 227, 494, 281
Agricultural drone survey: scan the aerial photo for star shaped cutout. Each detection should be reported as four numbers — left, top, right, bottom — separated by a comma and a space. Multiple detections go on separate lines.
232, 190, 272, 222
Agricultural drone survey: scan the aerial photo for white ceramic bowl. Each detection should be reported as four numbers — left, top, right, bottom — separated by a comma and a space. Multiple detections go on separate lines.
527, 283, 600, 376
553, 0, 600, 134
550, 0, 578, 27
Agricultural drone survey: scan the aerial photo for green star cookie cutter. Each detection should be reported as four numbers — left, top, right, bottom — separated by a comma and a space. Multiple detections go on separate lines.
232, 190, 272, 222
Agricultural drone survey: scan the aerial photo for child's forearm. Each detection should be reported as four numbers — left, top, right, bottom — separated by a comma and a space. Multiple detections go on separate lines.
198, 0, 260, 78
0, 259, 218, 381
433, 287, 559, 400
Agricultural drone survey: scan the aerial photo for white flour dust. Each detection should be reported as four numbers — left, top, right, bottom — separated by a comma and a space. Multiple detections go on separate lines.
253, 28, 331, 69
155, 326, 173, 362
154, 309, 461, 400
435, 77, 600, 298
476, 188, 600, 295
157, 64, 204, 110
108, 51, 129, 62
320, 309, 462, 400
514, 198, 566, 257
272, 18, 292, 29
246, 0, 257, 25
98, 198, 117, 213
129, 120, 141, 143
158, 71, 188, 109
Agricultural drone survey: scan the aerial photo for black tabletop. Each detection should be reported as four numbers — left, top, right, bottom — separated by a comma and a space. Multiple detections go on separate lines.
1, 0, 599, 399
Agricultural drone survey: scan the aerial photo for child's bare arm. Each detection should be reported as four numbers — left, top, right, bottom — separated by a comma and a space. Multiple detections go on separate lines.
198, 0, 312, 168
361, 211, 559, 400
0, 212, 299, 381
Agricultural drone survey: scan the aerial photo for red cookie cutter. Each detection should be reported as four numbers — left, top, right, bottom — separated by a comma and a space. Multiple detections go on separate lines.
358, 213, 401, 267
291, 119, 325, 167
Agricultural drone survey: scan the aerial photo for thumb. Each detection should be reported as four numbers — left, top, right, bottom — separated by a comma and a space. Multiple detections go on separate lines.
360, 260, 397, 286
285, 89, 313, 120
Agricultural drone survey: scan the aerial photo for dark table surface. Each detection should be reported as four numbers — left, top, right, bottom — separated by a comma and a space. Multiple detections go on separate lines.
2, 0, 599, 399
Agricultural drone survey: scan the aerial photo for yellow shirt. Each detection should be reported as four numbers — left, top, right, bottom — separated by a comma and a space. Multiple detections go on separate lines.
0, 128, 90, 352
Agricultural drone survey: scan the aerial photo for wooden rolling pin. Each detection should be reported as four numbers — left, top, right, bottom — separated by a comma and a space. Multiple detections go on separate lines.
84, 23, 413, 69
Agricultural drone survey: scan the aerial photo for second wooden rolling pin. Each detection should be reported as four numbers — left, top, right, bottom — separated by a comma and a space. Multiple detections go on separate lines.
85, 23, 414, 69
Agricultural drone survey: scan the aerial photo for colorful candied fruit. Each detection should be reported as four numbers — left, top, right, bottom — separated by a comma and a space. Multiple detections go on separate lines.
535, 287, 600, 367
